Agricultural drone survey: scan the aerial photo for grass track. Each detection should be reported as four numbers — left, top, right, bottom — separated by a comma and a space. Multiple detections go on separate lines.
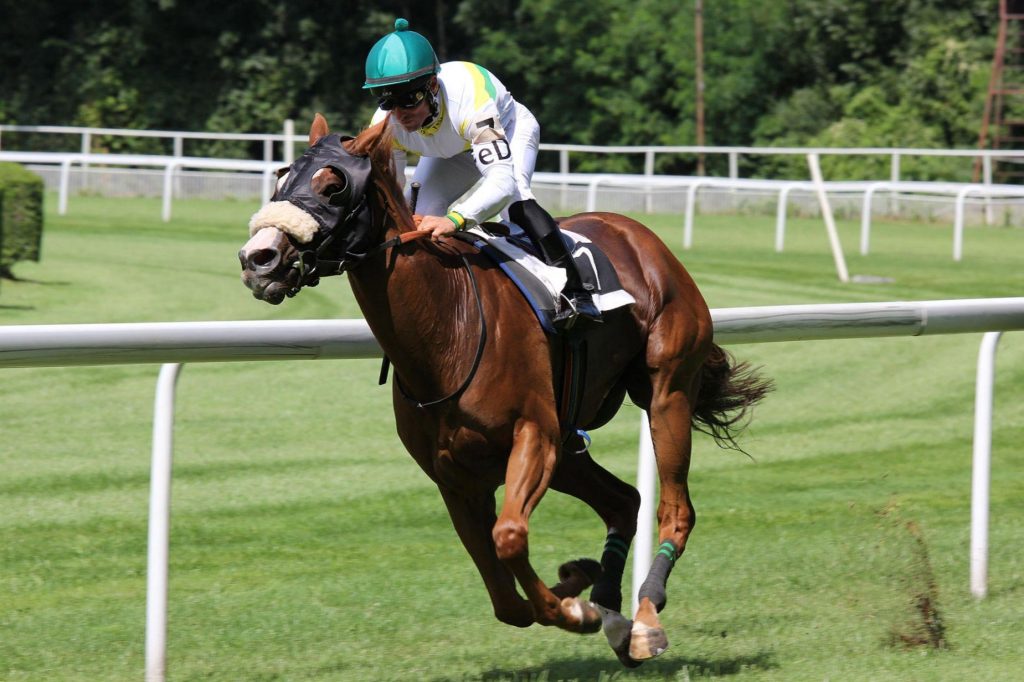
1, 195, 1022, 680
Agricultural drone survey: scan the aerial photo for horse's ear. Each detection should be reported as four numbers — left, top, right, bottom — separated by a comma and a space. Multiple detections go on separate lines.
309, 113, 330, 146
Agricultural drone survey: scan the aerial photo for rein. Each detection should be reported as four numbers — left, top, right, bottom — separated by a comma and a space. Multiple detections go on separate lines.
357, 232, 488, 410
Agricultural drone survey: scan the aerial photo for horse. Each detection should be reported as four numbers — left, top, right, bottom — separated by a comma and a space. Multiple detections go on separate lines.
238, 114, 771, 666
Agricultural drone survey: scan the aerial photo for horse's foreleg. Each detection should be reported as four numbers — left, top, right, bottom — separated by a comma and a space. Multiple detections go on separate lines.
437, 486, 534, 627
493, 419, 602, 634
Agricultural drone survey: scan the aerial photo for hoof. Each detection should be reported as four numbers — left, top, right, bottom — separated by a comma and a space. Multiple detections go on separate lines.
553, 559, 603, 600
558, 558, 603, 585
598, 606, 644, 669
562, 597, 603, 634
628, 620, 669, 661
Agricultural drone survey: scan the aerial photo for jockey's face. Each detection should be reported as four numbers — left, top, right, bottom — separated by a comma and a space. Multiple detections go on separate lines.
392, 98, 432, 132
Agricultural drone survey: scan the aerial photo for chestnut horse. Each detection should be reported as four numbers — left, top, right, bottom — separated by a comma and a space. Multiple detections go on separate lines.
239, 114, 770, 666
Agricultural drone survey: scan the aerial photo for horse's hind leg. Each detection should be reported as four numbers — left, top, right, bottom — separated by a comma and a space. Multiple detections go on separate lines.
492, 418, 603, 634
549, 445, 642, 613
626, 355, 703, 662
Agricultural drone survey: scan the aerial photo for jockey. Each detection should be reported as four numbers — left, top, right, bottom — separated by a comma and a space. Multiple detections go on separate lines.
364, 18, 601, 327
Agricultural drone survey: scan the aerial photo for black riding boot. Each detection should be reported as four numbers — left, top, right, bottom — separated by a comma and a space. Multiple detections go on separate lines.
507, 199, 602, 328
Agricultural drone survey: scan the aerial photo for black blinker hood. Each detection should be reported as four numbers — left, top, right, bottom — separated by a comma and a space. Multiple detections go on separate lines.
276, 133, 377, 265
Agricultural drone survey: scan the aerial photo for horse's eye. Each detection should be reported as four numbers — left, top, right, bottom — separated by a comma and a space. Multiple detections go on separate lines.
316, 167, 350, 206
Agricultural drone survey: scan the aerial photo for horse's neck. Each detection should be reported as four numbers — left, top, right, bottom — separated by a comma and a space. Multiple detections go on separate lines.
348, 239, 473, 394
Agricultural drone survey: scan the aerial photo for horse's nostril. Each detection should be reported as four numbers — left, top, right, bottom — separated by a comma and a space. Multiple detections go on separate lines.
247, 248, 280, 271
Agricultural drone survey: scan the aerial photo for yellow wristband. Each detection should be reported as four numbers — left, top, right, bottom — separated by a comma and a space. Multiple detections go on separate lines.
446, 211, 466, 230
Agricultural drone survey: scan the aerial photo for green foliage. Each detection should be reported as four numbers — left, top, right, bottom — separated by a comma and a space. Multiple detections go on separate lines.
0, 1, 1009, 180
0, 162, 44, 277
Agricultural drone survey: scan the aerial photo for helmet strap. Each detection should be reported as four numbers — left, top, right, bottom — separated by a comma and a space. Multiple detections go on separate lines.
419, 81, 441, 130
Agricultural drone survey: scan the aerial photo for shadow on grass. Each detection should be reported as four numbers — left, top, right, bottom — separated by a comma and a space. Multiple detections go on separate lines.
429, 650, 777, 681
1, 267, 71, 286
0, 304, 35, 310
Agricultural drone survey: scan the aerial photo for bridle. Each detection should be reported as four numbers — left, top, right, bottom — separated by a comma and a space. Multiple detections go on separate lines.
288, 192, 370, 293
271, 133, 379, 296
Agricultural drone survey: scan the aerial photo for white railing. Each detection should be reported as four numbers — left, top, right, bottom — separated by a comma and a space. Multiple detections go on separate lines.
5, 121, 1024, 183
531, 172, 1024, 261
6, 149, 1022, 263
0, 123, 291, 163
0, 151, 279, 221
1, 298, 1021, 681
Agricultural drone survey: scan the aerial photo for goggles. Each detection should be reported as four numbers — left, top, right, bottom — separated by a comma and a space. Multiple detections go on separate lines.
376, 86, 429, 111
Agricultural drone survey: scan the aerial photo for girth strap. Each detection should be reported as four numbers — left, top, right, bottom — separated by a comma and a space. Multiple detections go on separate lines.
558, 335, 588, 445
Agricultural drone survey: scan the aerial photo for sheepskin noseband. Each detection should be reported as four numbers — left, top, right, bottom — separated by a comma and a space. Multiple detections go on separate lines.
249, 201, 319, 243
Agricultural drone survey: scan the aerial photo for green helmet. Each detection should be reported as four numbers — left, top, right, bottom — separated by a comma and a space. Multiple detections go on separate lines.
363, 18, 440, 90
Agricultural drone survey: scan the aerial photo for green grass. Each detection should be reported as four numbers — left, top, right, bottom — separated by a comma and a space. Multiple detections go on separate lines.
1, 194, 1023, 680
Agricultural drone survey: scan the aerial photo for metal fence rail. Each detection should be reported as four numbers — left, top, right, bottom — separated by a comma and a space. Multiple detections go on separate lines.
4, 150, 1024, 265
6, 121, 1024, 182
1, 297, 1022, 682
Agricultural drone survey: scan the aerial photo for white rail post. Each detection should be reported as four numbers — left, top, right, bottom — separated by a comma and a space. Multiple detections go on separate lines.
775, 184, 796, 252
586, 175, 610, 213
860, 182, 888, 256
58, 160, 72, 215
559, 149, 570, 211
982, 154, 994, 226
173, 137, 184, 197
889, 152, 901, 215
971, 331, 1003, 599
161, 164, 180, 223
806, 153, 850, 283
633, 411, 656, 616
953, 186, 973, 262
260, 166, 276, 206
145, 363, 184, 682
683, 181, 705, 249
644, 150, 656, 214
283, 119, 295, 166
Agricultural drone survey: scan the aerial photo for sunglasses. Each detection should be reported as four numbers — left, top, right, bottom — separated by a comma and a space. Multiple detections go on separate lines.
377, 87, 429, 111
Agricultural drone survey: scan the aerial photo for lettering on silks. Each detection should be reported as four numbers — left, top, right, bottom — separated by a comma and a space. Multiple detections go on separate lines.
476, 139, 511, 165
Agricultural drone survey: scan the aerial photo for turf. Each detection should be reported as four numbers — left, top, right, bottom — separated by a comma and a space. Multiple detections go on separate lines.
1, 194, 1022, 681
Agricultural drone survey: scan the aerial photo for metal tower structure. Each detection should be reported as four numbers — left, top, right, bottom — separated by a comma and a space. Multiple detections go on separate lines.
976, 0, 1024, 182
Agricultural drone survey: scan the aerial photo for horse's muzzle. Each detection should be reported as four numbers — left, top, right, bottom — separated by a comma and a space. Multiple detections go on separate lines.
239, 227, 300, 305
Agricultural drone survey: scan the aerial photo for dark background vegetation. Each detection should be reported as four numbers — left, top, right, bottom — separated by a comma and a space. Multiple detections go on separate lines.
0, 0, 1001, 176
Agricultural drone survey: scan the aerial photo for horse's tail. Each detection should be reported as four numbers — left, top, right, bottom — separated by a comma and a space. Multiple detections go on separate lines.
692, 343, 774, 452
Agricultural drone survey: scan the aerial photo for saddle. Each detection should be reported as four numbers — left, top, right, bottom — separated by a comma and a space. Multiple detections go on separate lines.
457, 222, 636, 335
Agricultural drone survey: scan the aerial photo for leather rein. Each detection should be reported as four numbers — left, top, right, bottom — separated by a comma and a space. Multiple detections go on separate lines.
297, 227, 487, 410
384, 232, 489, 409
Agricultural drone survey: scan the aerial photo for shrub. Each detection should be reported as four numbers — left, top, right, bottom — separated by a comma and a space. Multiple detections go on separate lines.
0, 162, 44, 278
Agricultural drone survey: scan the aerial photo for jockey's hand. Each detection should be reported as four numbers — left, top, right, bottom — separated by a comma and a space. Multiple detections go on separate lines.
415, 214, 457, 240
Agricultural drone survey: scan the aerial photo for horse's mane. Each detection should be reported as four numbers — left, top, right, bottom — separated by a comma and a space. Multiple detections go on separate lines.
344, 119, 415, 233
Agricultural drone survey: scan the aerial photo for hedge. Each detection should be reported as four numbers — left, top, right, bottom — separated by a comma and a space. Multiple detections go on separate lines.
0, 161, 44, 278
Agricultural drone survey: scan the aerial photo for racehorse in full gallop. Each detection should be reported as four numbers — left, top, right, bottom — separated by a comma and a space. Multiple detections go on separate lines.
238, 114, 771, 666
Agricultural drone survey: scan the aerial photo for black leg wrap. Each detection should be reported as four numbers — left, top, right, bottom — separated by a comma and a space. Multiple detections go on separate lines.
590, 533, 629, 613
637, 552, 675, 613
